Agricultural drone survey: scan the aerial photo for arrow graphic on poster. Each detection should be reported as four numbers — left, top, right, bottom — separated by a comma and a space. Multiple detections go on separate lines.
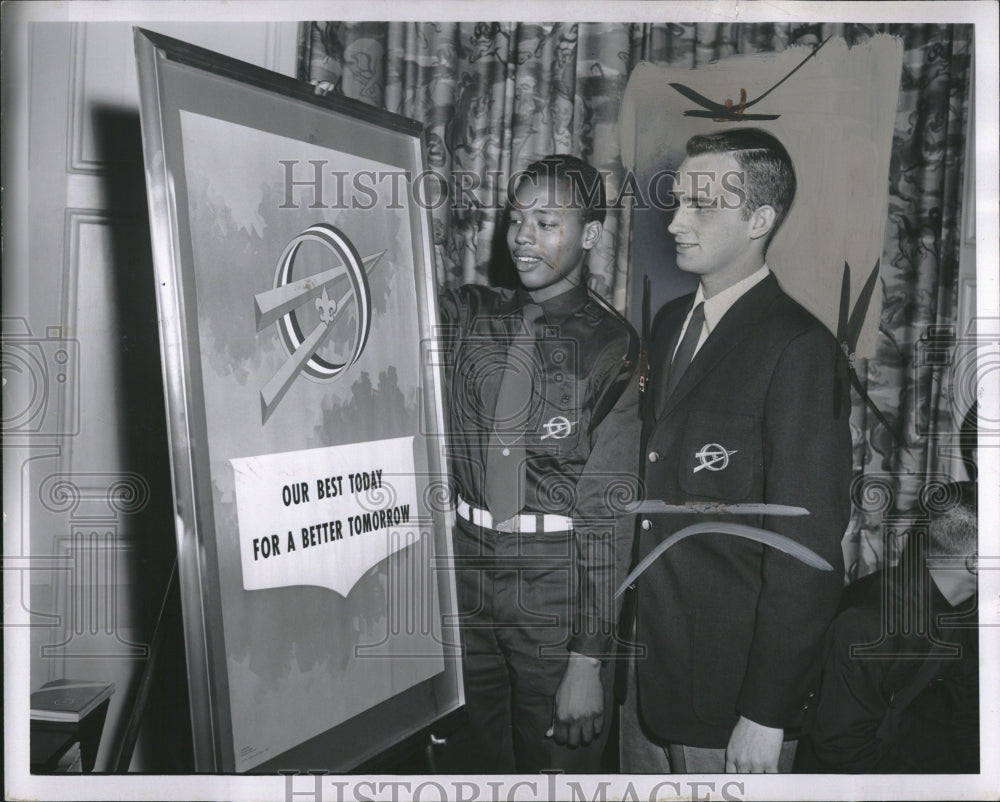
254, 223, 386, 424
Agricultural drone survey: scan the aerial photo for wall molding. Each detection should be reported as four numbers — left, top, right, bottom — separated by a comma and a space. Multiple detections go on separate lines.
66, 23, 104, 175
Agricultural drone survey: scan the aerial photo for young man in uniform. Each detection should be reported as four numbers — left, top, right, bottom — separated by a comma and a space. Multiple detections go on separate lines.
438, 155, 638, 772
620, 129, 852, 773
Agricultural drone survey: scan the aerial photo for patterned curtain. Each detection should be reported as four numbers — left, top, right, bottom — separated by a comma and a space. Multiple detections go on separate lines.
298, 21, 641, 309
298, 22, 973, 579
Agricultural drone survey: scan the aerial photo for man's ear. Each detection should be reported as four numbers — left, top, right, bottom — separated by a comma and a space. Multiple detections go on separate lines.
748, 205, 777, 242
582, 220, 603, 250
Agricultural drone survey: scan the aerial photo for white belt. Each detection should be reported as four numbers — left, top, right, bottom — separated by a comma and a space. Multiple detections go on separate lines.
455, 496, 573, 533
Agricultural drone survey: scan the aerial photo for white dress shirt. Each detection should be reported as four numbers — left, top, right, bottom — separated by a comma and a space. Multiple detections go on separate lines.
672, 265, 771, 362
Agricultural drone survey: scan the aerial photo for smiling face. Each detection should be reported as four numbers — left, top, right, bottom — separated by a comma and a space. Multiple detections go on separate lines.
506, 176, 602, 303
668, 152, 774, 297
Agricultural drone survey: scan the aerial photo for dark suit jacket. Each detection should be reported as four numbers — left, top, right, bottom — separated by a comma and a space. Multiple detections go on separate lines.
634, 272, 852, 748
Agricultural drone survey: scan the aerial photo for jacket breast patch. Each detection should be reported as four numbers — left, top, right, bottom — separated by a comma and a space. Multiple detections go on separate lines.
678, 411, 759, 501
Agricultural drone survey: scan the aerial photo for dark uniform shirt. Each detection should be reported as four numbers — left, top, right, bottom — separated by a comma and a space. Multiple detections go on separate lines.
797, 560, 979, 773
437, 282, 638, 656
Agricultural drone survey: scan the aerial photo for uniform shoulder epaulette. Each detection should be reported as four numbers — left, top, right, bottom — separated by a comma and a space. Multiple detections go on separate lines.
584, 291, 639, 362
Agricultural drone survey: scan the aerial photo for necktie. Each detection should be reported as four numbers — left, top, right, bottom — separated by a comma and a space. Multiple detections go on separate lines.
484, 303, 543, 523
665, 301, 705, 397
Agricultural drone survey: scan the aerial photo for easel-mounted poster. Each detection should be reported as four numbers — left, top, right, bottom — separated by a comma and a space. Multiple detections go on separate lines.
134, 28, 462, 772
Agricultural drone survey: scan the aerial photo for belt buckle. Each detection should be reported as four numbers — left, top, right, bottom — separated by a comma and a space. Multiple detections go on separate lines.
494, 516, 518, 533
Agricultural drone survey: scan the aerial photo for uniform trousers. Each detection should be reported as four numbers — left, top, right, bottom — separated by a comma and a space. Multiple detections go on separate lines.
441, 515, 612, 773
620, 657, 797, 773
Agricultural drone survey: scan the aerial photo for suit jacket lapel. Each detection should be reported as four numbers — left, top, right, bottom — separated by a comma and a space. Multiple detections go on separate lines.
653, 300, 691, 420
658, 275, 781, 419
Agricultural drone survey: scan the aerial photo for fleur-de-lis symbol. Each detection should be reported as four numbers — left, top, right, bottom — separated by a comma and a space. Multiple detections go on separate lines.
252, 223, 385, 424
316, 287, 338, 324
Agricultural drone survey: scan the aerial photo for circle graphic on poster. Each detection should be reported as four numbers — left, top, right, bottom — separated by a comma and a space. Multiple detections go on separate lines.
274, 223, 372, 380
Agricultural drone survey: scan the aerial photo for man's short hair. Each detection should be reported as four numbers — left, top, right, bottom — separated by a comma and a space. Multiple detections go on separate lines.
514, 154, 607, 225
685, 128, 796, 240
929, 482, 977, 558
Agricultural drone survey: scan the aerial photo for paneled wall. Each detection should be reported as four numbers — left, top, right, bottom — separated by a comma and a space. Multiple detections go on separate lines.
9, 20, 297, 771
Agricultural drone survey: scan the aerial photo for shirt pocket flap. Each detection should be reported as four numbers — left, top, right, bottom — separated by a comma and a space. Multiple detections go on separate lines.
677, 410, 759, 501
528, 377, 585, 455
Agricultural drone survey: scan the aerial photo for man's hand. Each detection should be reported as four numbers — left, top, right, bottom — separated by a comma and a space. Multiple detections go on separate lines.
725, 716, 784, 772
547, 651, 604, 747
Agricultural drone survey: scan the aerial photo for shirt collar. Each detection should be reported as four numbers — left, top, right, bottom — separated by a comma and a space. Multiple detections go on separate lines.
694, 264, 771, 334
514, 283, 589, 324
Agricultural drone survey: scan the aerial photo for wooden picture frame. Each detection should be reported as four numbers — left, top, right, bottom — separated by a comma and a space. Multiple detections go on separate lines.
134, 27, 462, 772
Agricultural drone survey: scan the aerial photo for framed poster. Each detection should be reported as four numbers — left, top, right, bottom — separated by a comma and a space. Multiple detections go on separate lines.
133, 28, 462, 772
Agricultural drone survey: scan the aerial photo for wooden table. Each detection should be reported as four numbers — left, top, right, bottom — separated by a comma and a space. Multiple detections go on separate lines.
31, 698, 111, 773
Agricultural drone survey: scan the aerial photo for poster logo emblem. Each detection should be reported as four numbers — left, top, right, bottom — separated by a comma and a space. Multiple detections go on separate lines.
253, 223, 385, 423
540, 416, 574, 440
693, 443, 737, 473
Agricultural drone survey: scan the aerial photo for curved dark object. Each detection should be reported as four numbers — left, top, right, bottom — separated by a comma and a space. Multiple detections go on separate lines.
668, 35, 833, 121
615, 521, 834, 599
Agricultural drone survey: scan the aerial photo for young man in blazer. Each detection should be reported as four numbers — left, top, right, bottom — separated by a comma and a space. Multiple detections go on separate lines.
620, 128, 852, 773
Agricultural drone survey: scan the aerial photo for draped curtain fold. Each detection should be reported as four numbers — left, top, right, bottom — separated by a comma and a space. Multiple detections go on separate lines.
298, 21, 972, 579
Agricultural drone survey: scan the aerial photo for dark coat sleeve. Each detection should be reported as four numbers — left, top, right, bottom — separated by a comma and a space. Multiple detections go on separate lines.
736, 325, 852, 728
568, 337, 640, 658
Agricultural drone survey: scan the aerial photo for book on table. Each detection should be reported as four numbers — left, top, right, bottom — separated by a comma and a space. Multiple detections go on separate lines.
30, 680, 114, 723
